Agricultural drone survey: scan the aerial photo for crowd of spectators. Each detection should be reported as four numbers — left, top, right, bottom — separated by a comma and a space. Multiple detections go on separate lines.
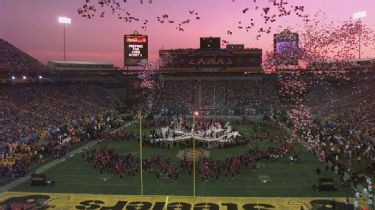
155, 77, 279, 115
0, 39, 45, 69
1, 83, 118, 142
0, 83, 123, 182
279, 75, 375, 189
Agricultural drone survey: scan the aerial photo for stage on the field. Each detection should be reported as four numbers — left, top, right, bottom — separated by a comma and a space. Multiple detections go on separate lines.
10, 122, 354, 197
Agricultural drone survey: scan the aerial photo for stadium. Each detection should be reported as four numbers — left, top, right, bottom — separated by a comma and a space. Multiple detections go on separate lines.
1, 1, 375, 210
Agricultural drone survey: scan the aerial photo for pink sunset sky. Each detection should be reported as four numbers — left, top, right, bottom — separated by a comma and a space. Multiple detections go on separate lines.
1, 0, 375, 67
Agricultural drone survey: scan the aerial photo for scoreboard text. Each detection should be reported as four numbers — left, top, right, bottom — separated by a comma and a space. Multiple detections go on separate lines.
124, 35, 148, 66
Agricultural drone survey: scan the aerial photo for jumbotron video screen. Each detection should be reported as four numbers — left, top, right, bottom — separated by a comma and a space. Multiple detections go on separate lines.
124, 34, 148, 66
274, 30, 299, 65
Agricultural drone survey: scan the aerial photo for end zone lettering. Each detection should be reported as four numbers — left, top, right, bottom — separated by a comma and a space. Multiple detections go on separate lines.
0, 193, 359, 210
75, 199, 356, 210
75, 201, 276, 210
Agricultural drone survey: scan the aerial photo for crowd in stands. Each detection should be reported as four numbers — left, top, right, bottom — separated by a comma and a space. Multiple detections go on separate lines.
1, 83, 118, 142
0, 39, 45, 69
0, 83, 123, 182
155, 78, 279, 115
278, 76, 375, 189
226, 79, 279, 110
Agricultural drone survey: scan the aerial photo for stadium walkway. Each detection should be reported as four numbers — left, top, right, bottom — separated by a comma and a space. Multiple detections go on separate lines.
0, 140, 98, 193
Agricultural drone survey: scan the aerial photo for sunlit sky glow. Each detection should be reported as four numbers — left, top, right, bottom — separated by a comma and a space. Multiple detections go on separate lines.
1, 0, 375, 67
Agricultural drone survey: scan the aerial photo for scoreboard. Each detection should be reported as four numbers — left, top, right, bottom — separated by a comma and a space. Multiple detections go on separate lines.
200, 37, 220, 49
124, 34, 148, 66
274, 29, 299, 65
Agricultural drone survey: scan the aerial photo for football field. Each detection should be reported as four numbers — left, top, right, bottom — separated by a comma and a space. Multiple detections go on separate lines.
9, 122, 354, 198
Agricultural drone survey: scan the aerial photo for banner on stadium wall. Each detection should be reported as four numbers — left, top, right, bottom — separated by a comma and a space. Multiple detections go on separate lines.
0, 192, 367, 210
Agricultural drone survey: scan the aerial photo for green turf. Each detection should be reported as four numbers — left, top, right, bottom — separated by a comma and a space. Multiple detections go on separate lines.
11, 121, 354, 197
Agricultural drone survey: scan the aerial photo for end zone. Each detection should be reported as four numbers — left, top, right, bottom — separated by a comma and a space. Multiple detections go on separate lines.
0, 192, 367, 210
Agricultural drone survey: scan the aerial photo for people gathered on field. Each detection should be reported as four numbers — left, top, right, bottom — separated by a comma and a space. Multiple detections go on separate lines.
82, 142, 293, 181
81, 118, 295, 181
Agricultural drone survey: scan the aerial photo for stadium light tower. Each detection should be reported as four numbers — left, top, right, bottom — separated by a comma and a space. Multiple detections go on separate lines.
353, 11, 367, 59
58, 16, 71, 61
